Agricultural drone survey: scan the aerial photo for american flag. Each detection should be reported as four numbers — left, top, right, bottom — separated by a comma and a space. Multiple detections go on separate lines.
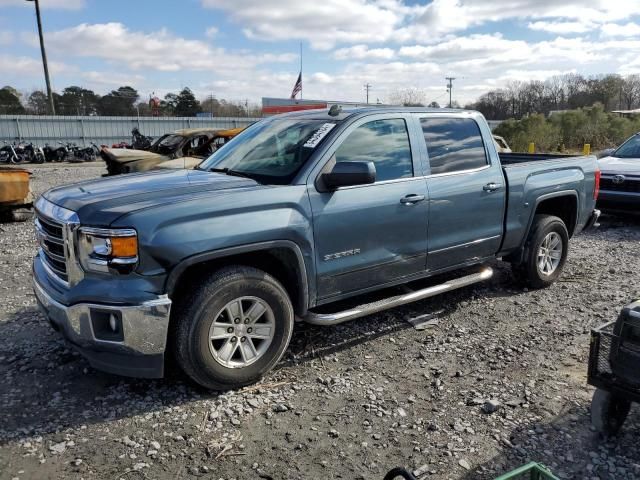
290, 72, 302, 99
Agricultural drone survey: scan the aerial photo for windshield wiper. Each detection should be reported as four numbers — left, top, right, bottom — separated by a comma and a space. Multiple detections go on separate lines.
208, 167, 261, 182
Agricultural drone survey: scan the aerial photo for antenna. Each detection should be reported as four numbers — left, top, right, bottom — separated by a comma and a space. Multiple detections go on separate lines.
445, 77, 456, 108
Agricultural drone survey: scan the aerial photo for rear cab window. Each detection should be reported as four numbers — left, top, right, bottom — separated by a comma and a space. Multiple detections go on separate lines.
420, 117, 488, 175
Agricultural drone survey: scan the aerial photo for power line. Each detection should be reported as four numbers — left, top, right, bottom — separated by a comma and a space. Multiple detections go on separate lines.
446, 77, 456, 108
364, 83, 372, 104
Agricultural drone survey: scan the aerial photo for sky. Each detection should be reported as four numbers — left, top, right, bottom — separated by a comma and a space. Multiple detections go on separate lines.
1, 0, 640, 106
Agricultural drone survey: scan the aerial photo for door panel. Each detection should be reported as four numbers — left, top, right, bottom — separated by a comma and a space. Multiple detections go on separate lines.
426, 168, 504, 270
420, 116, 505, 271
308, 115, 429, 300
310, 178, 428, 298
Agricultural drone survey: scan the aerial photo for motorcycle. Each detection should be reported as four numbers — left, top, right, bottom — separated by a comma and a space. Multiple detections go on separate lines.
21, 143, 45, 164
0, 141, 24, 164
131, 128, 153, 150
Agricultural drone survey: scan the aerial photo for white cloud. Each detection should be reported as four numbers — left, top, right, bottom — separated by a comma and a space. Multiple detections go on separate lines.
334, 45, 395, 60
44, 23, 296, 73
205, 26, 218, 38
0, 31, 13, 45
81, 71, 145, 87
201, 0, 413, 50
528, 21, 591, 34
601, 22, 640, 38
0, 54, 70, 76
0, 0, 84, 9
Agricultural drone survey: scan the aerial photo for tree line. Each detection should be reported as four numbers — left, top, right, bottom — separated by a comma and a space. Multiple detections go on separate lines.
493, 104, 640, 152
465, 73, 640, 120
0, 85, 261, 117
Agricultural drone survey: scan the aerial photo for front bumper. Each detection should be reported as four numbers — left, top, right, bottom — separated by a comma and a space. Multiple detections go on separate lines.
597, 190, 640, 213
33, 276, 171, 378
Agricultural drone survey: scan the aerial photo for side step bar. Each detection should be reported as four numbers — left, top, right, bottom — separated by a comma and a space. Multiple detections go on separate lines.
302, 267, 493, 326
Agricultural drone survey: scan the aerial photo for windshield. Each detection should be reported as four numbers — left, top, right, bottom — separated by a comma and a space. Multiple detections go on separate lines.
614, 134, 640, 159
155, 134, 185, 155
199, 118, 338, 184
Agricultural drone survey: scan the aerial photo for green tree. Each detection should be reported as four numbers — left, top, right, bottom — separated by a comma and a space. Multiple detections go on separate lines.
55, 86, 100, 116
97, 86, 139, 116
26, 90, 49, 114
160, 92, 179, 116
174, 87, 201, 117
0, 86, 25, 114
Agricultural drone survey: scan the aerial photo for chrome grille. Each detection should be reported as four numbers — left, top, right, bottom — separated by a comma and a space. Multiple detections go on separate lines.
35, 213, 68, 283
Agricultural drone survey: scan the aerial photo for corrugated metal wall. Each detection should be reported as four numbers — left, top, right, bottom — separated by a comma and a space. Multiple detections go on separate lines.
0, 115, 262, 146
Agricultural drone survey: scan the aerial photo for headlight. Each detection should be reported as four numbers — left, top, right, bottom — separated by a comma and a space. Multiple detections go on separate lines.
77, 227, 138, 273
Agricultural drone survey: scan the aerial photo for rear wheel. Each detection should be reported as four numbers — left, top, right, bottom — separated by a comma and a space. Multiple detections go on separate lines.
173, 265, 294, 390
591, 388, 631, 436
512, 214, 568, 288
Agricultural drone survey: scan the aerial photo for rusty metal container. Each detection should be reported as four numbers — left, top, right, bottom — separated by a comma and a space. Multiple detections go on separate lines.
0, 167, 32, 205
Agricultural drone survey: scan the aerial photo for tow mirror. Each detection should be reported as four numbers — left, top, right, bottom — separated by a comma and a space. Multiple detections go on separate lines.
323, 161, 376, 190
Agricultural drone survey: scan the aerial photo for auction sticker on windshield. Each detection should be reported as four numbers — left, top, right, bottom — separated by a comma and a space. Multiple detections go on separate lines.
303, 123, 336, 148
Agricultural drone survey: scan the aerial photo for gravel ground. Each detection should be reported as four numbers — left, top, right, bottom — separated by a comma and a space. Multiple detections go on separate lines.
1, 163, 639, 480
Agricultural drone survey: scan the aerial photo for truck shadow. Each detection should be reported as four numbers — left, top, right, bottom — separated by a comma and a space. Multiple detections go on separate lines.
0, 266, 513, 445
458, 403, 640, 479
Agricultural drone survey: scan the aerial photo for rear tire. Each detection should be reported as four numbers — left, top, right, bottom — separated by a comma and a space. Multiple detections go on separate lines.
173, 265, 294, 390
591, 389, 630, 436
512, 214, 568, 289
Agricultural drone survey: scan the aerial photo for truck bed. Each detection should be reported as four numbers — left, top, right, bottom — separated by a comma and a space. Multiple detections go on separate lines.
499, 152, 583, 165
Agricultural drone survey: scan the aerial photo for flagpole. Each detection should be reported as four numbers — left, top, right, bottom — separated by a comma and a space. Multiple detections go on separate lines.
299, 42, 303, 100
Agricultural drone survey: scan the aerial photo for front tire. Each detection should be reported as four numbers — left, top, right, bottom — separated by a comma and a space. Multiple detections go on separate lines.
173, 265, 294, 390
512, 214, 569, 289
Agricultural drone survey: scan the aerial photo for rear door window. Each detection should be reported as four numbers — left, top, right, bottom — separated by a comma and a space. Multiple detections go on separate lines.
420, 118, 488, 175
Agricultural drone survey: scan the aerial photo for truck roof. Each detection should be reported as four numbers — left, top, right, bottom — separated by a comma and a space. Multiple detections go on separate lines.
273, 106, 476, 121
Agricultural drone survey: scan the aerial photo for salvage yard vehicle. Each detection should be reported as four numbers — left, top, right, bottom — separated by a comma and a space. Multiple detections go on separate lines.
597, 132, 640, 213
32, 107, 600, 390
0, 167, 33, 221
100, 127, 244, 175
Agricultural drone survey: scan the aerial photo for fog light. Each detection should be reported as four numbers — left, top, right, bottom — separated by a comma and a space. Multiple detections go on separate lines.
109, 314, 118, 332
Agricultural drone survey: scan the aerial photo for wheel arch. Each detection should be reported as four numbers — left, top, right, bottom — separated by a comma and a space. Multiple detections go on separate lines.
505, 190, 578, 264
166, 240, 309, 316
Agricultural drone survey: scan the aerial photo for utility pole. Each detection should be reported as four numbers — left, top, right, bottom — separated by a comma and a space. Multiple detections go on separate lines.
364, 83, 372, 104
27, 0, 55, 115
445, 77, 456, 108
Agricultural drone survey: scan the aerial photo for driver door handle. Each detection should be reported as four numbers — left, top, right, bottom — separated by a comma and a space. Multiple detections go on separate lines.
400, 194, 426, 205
483, 182, 502, 192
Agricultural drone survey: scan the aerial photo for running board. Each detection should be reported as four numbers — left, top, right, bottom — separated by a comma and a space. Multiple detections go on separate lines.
302, 267, 493, 326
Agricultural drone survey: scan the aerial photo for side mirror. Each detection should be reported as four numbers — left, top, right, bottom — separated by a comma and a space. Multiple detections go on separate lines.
323, 161, 376, 189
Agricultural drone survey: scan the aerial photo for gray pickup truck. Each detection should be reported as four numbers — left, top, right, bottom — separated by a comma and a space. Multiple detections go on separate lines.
33, 107, 601, 390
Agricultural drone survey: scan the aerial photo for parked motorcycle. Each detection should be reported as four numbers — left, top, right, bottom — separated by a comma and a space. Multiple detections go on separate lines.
131, 128, 153, 150
21, 143, 45, 164
0, 141, 23, 164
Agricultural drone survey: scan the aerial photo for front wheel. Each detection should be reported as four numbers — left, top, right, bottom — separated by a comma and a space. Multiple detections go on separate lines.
512, 214, 569, 288
173, 265, 294, 390
591, 388, 631, 436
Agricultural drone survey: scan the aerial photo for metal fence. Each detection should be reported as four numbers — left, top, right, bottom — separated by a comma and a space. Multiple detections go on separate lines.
0, 115, 262, 147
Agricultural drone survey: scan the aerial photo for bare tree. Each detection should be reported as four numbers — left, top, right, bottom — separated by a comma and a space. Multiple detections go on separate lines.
387, 88, 426, 106
621, 74, 640, 110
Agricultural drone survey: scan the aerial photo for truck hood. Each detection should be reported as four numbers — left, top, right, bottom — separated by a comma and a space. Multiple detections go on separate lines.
43, 169, 263, 225
102, 148, 167, 165
598, 156, 640, 175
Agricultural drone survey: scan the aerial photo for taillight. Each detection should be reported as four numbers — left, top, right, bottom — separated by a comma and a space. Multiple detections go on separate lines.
594, 169, 601, 200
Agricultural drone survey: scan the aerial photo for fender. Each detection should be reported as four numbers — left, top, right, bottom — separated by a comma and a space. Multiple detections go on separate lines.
504, 190, 579, 264
165, 240, 310, 314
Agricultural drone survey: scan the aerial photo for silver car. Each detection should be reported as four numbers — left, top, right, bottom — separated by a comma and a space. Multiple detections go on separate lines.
598, 133, 640, 212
